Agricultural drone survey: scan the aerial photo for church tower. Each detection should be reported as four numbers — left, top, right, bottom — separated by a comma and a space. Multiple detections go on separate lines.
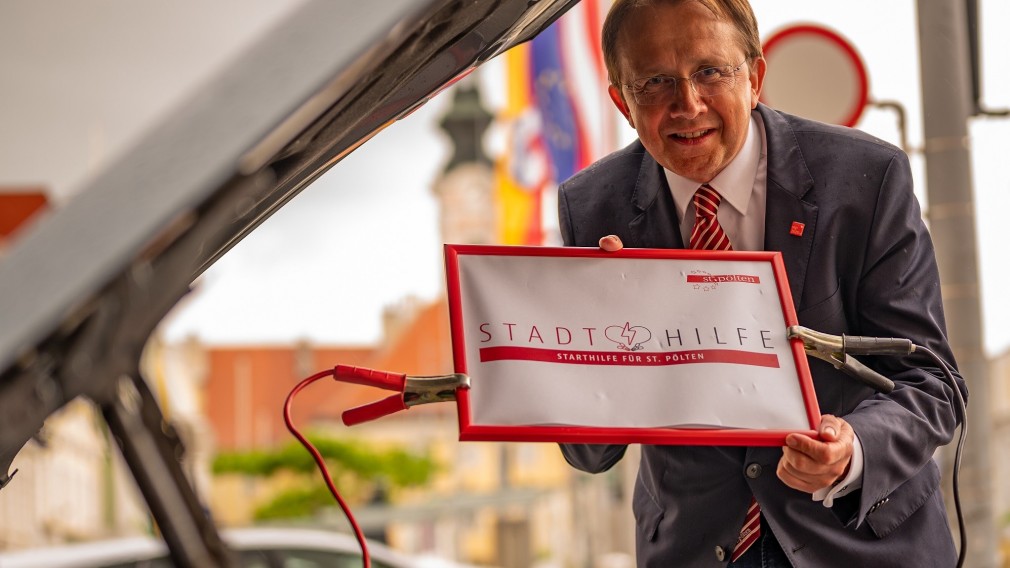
432, 81, 496, 246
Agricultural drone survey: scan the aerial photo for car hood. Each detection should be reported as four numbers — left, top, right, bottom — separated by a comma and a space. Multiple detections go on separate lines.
0, 0, 577, 454
0, 1, 577, 564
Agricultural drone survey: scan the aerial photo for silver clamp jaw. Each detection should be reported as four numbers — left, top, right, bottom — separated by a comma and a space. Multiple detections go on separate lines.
787, 325, 905, 393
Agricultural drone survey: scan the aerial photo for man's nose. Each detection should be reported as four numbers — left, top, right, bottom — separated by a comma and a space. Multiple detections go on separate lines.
667, 79, 704, 118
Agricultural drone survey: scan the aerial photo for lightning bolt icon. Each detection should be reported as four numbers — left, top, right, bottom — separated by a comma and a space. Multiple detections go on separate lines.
620, 322, 636, 346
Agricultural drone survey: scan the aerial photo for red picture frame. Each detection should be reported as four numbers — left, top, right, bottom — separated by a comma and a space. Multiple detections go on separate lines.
444, 244, 820, 446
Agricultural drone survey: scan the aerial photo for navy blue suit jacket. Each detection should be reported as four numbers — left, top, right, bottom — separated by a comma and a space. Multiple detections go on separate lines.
558, 104, 965, 567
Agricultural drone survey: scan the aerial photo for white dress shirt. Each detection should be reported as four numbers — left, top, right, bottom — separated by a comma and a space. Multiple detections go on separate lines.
663, 112, 863, 507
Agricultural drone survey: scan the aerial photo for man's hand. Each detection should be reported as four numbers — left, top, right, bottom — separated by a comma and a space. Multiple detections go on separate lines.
778, 414, 854, 493
599, 235, 624, 251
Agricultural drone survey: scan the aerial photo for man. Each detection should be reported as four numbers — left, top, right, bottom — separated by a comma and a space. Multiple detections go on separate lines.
557, 1, 966, 566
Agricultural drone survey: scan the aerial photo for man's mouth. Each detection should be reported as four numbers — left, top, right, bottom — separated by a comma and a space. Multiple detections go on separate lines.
671, 129, 712, 140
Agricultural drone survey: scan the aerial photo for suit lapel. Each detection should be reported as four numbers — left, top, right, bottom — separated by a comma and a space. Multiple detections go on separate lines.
757, 104, 817, 310
627, 150, 684, 249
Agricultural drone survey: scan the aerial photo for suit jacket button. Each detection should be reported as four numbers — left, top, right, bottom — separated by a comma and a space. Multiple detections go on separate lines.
746, 463, 762, 479
715, 545, 726, 561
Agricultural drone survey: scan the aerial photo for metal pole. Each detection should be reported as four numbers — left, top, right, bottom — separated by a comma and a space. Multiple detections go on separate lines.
916, 1, 996, 565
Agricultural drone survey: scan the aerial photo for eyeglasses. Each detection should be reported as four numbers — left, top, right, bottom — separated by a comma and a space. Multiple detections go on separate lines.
622, 60, 748, 105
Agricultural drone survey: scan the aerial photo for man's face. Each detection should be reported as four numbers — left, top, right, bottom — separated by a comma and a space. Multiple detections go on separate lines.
608, 1, 766, 183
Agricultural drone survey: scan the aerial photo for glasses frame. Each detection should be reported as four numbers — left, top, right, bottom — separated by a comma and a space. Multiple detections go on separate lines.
621, 59, 750, 106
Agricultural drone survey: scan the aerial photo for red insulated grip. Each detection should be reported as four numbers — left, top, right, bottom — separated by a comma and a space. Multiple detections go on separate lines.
342, 394, 408, 426
333, 365, 405, 390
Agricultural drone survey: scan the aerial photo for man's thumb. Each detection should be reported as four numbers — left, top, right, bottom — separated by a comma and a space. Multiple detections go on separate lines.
819, 416, 840, 441
599, 235, 624, 251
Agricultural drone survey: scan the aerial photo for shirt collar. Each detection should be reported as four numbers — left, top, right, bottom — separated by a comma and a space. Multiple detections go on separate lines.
664, 113, 761, 220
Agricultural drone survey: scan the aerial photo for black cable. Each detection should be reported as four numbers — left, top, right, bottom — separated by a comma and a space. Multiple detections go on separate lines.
913, 345, 967, 568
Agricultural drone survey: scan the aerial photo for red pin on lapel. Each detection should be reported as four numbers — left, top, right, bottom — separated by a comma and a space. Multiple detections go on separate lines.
789, 222, 805, 237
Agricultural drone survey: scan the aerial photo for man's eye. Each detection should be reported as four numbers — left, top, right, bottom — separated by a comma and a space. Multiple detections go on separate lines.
639, 76, 669, 90
696, 67, 722, 79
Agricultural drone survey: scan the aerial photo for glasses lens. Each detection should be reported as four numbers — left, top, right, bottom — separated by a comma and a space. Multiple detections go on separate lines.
693, 65, 737, 97
631, 77, 673, 105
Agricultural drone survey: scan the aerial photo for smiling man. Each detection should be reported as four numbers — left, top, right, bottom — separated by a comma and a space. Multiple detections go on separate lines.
557, 1, 966, 567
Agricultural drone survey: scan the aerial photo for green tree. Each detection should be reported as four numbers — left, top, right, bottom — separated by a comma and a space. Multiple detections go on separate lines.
212, 435, 438, 521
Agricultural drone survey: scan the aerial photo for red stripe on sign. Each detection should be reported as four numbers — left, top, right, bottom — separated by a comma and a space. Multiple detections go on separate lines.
685, 274, 760, 284
479, 346, 779, 368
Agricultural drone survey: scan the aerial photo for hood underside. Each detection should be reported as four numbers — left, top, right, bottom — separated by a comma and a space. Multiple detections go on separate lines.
0, 1, 578, 565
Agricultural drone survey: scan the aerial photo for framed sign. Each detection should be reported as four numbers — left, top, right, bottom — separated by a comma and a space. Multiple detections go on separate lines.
444, 245, 820, 446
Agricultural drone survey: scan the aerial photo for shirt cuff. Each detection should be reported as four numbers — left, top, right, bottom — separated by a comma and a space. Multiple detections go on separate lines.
812, 433, 863, 508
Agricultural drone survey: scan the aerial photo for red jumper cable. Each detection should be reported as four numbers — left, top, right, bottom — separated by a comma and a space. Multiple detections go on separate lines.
283, 365, 469, 567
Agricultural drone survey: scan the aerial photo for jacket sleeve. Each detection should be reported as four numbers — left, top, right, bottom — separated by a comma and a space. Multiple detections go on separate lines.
556, 180, 630, 473
560, 443, 629, 474
842, 150, 967, 529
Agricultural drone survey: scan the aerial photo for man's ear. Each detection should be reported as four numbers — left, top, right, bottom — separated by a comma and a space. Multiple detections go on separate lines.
749, 56, 767, 109
608, 84, 634, 128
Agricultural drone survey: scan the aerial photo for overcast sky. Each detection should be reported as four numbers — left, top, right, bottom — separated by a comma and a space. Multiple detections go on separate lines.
2, 1, 1009, 355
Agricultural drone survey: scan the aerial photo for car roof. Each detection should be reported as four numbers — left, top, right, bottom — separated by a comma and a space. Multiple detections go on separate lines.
0, 535, 163, 568
223, 528, 414, 566
0, 527, 414, 568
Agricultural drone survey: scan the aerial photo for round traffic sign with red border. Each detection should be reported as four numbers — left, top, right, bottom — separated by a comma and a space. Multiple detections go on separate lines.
761, 24, 869, 128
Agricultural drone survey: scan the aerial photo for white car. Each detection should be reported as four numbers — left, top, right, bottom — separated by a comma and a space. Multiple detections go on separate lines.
0, 527, 459, 568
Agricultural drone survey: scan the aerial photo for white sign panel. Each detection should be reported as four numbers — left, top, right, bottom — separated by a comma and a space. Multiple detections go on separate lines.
445, 245, 819, 446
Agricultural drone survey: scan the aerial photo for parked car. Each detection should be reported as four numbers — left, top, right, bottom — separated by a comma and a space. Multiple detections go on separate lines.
0, 527, 472, 568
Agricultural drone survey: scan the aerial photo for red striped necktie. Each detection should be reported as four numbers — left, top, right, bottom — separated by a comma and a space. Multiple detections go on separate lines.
732, 497, 761, 562
689, 184, 760, 561
690, 184, 732, 251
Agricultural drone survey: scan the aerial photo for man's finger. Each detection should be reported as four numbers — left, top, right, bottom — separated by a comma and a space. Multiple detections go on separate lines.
777, 459, 824, 493
599, 234, 624, 251
781, 447, 834, 477
779, 449, 845, 492
785, 433, 837, 464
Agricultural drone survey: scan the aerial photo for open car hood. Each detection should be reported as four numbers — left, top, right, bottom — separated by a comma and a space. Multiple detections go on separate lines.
0, 1, 577, 565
